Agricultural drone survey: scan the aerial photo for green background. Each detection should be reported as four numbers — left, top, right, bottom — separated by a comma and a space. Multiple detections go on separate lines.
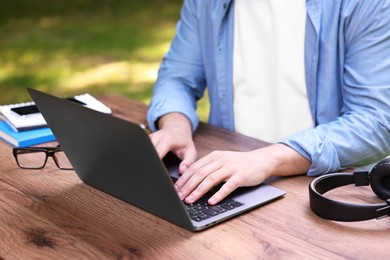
0, 0, 209, 121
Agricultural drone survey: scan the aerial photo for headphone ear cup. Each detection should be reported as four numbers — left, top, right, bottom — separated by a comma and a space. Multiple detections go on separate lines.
370, 158, 390, 200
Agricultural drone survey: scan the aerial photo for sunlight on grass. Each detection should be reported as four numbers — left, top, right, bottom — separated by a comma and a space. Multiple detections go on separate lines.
63, 61, 158, 91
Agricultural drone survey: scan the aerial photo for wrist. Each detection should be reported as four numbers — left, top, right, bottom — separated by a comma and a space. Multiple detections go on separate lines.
157, 112, 193, 134
259, 143, 311, 177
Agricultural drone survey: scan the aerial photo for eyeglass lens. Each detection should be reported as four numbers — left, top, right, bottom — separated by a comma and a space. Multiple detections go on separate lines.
16, 150, 47, 169
53, 150, 73, 169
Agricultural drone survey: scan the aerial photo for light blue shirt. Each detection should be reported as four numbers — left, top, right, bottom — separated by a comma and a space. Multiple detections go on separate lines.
147, 0, 390, 176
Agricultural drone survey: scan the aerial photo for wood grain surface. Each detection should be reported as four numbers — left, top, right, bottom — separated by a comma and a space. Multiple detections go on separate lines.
0, 93, 388, 259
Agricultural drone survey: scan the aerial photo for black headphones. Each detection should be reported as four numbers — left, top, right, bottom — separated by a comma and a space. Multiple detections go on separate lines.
309, 158, 390, 221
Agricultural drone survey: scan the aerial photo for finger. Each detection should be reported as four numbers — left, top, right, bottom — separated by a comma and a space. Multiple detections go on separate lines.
181, 165, 228, 204
175, 153, 221, 191
174, 168, 197, 196
178, 145, 197, 174
150, 132, 174, 159
207, 177, 241, 205
154, 139, 170, 159
181, 150, 217, 174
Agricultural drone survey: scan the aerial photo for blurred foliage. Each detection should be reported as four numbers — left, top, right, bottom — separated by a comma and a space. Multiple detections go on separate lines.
0, 0, 210, 121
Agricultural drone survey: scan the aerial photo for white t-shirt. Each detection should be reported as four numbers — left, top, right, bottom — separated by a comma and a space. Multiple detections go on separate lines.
233, 0, 312, 142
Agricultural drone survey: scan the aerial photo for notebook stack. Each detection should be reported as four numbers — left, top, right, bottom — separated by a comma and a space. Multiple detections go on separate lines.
0, 93, 112, 147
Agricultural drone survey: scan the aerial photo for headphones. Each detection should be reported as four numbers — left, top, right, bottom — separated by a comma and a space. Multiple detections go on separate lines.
309, 158, 390, 221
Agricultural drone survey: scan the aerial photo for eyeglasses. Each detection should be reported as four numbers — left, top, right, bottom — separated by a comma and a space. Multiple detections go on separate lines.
13, 145, 73, 170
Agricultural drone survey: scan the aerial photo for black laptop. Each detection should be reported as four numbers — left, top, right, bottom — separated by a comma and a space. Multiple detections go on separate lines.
28, 88, 285, 231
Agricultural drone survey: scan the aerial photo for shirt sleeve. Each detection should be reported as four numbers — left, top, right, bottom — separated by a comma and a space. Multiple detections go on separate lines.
147, 0, 206, 132
281, 0, 390, 176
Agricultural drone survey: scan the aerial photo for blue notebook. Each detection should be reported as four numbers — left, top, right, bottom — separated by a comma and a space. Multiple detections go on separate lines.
0, 120, 55, 147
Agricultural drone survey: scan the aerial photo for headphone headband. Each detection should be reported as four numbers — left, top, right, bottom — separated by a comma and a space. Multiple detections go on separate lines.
309, 171, 390, 221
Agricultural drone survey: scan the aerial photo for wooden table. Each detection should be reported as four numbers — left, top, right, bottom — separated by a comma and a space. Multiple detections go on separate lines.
0, 93, 388, 259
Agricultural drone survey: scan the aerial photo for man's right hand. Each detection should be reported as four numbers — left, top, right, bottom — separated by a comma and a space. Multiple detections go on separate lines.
149, 112, 198, 174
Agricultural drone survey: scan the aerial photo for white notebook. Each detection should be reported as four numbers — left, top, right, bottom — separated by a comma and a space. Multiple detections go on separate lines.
0, 93, 112, 132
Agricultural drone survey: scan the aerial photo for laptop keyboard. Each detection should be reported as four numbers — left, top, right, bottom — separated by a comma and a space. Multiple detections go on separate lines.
169, 175, 244, 222
184, 196, 244, 222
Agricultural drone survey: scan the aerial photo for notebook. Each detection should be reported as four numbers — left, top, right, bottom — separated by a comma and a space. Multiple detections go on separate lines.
28, 88, 285, 231
0, 93, 112, 132
0, 120, 55, 147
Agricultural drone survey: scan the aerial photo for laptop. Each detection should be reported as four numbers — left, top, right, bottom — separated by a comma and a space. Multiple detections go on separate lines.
28, 88, 285, 231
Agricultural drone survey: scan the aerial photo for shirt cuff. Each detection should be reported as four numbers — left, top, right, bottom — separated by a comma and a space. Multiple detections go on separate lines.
279, 130, 341, 176
147, 99, 199, 133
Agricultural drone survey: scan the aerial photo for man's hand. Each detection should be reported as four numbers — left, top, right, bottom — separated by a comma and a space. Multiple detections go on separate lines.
175, 143, 311, 205
149, 112, 197, 173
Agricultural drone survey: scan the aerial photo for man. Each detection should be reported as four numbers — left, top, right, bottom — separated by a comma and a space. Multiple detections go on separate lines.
147, 0, 390, 205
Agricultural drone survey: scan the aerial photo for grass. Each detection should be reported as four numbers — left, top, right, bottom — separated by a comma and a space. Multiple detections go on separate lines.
0, 0, 210, 121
